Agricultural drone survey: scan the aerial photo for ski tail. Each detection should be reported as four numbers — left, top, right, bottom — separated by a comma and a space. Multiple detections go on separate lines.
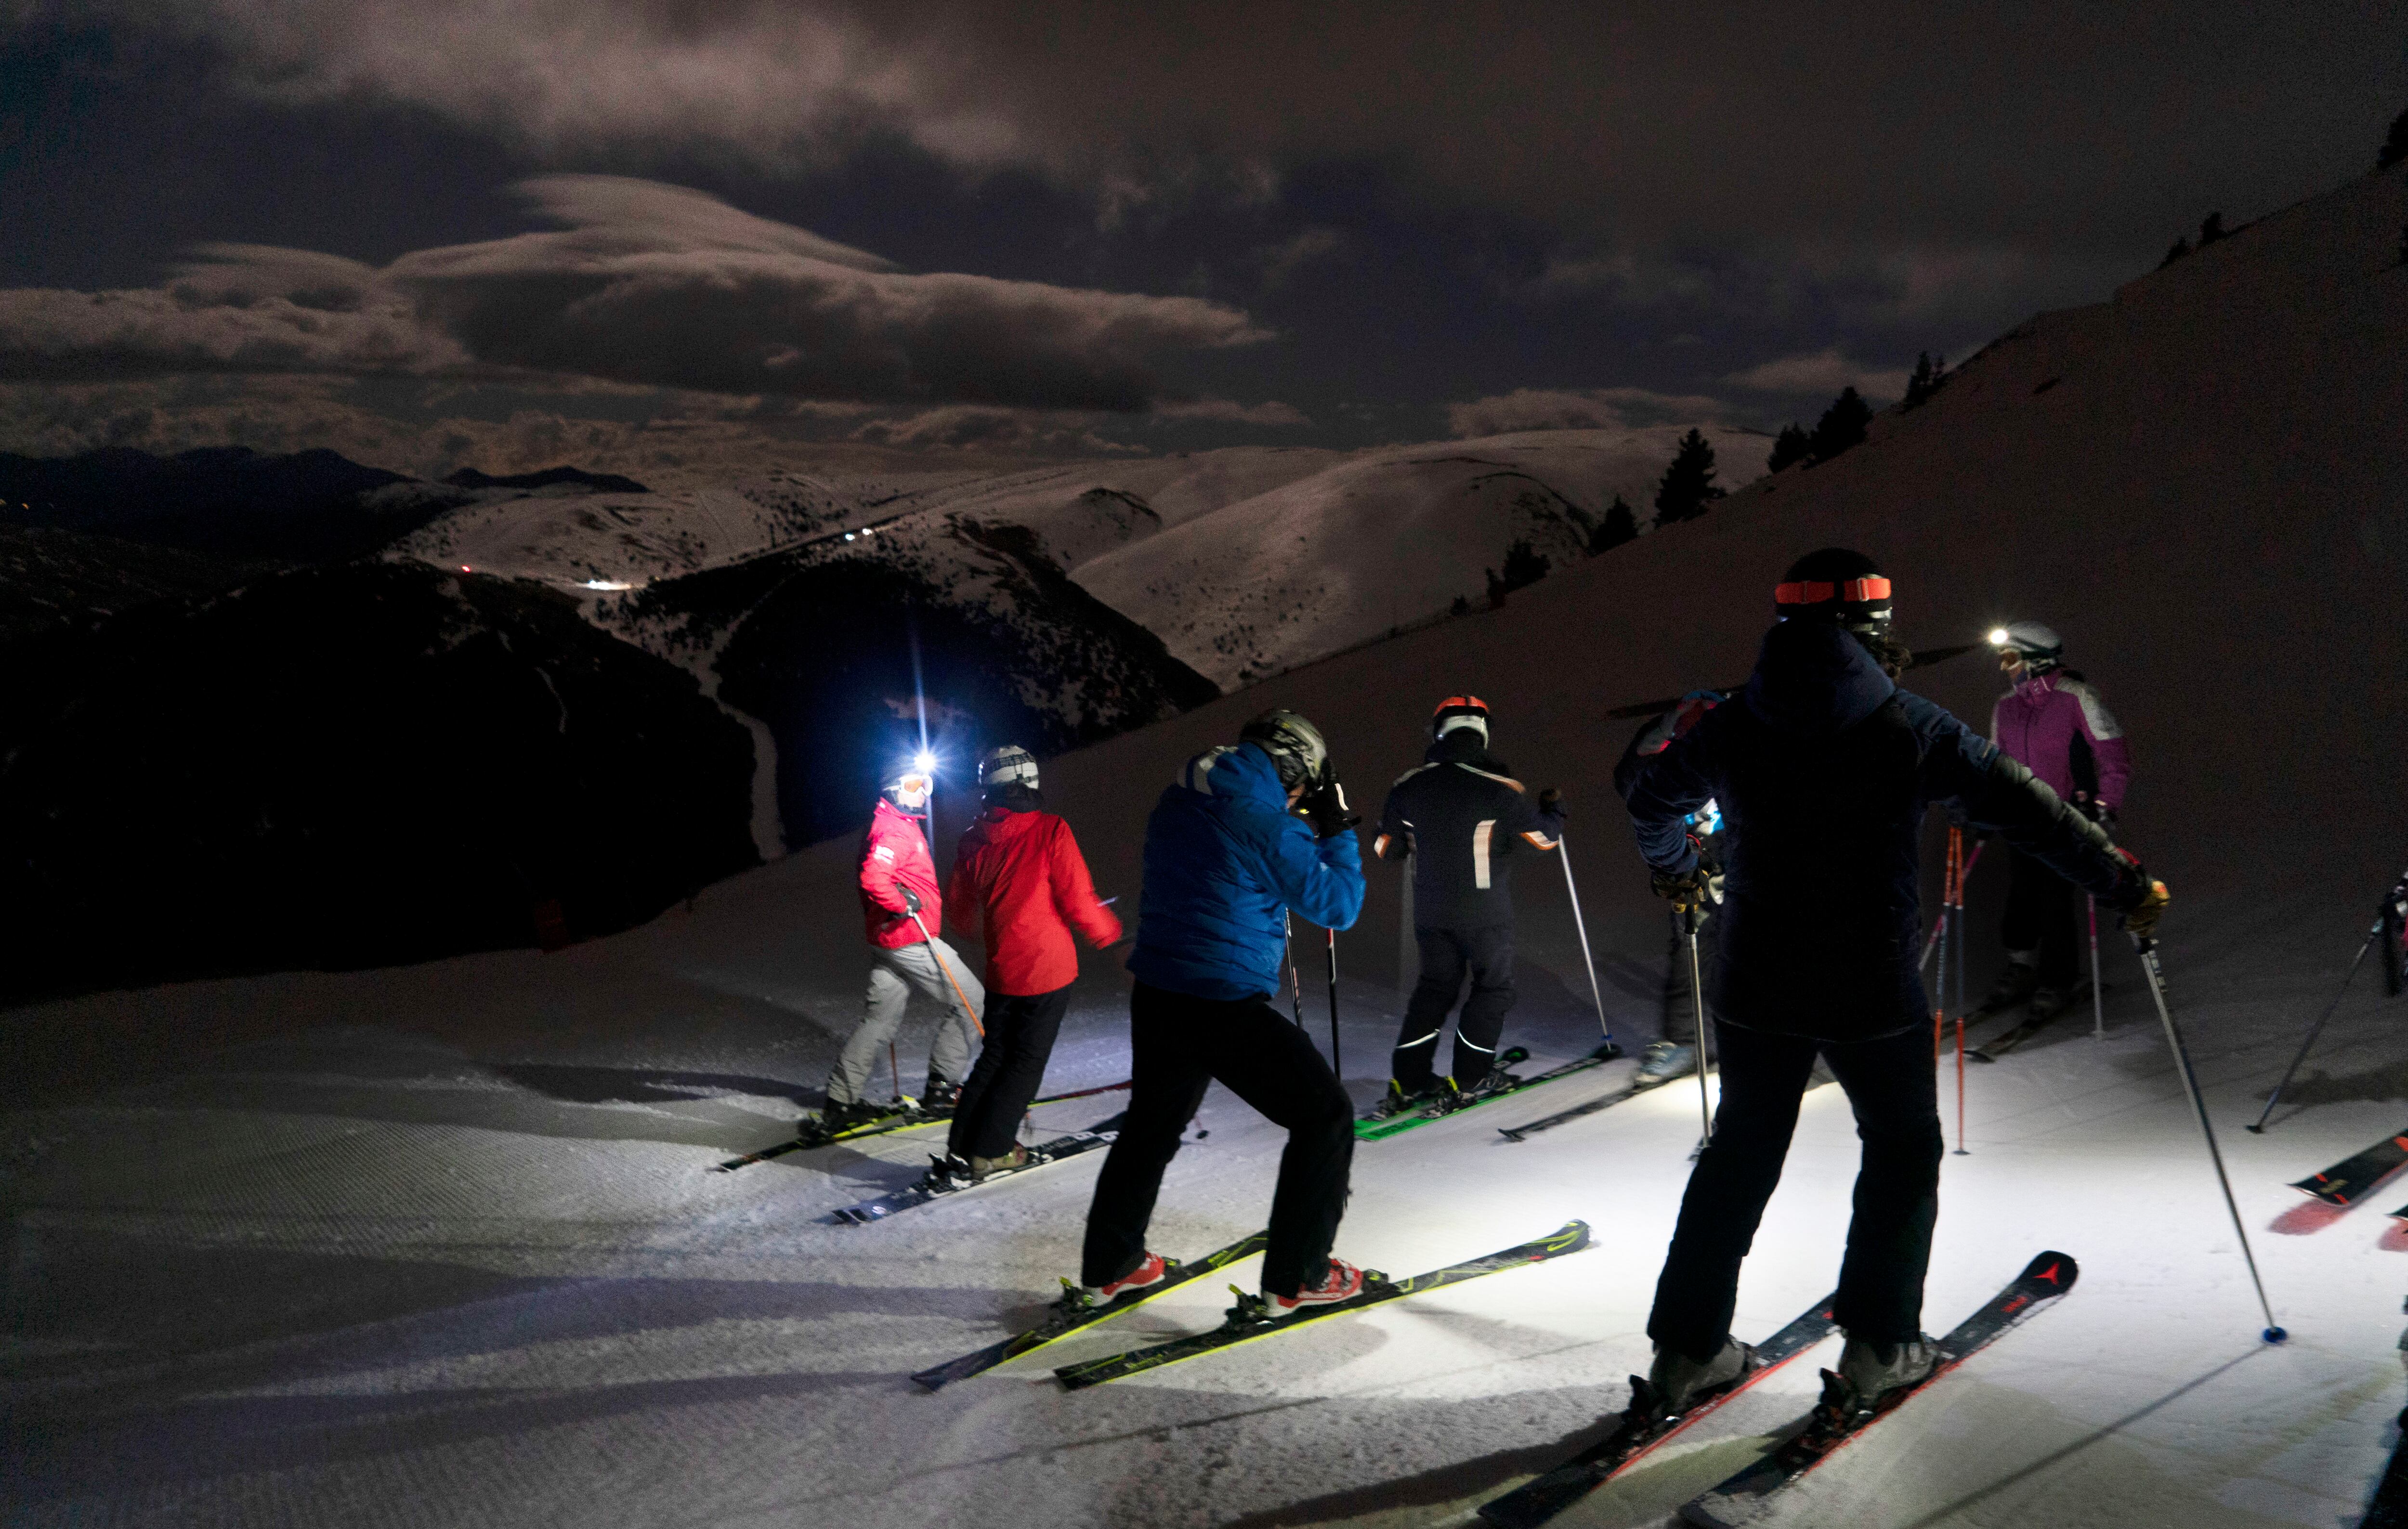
2291, 1130, 2408, 1207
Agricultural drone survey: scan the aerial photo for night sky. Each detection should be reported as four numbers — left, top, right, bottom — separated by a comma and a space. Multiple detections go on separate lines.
3, 4, 2402, 472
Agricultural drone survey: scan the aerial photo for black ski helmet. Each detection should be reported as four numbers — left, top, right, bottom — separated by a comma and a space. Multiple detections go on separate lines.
1775, 548, 1892, 634
1431, 694, 1490, 743
1239, 708, 1330, 791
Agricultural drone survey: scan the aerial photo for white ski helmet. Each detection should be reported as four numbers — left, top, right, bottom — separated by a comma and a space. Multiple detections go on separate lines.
980, 745, 1040, 793
1238, 708, 1330, 791
1989, 621, 2065, 670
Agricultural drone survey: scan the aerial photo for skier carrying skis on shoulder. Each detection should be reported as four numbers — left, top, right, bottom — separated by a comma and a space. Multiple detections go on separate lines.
1981, 621, 2133, 1025
1081, 709, 1369, 1311
939, 745, 1122, 1181
819, 765, 986, 1134
1620, 549, 2166, 1422
1370, 695, 1584, 1118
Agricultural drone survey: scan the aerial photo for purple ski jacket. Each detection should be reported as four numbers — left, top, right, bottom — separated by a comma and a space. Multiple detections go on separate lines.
1989, 671, 2131, 812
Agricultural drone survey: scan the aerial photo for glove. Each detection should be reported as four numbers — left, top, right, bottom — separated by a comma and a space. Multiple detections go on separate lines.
2120, 876, 2170, 941
1650, 854, 1724, 911
1539, 787, 1566, 819
1303, 776, 1361, 839
900, 886, 923, 915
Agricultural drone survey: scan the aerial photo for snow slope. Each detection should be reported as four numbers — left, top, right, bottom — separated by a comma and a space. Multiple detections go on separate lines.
5, 165, 2408, 1529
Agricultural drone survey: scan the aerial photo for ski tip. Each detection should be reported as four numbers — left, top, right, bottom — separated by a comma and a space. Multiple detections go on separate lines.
1497, 1128, 1526, 1142
2262, 1325, 2289, 1344
2018, 1250, 2080, 1292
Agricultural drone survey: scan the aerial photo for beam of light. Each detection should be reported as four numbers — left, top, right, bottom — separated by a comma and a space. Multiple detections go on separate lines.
906, 601, 931, 767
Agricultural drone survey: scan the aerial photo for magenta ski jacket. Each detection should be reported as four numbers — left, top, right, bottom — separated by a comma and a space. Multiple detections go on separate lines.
1989, 672, 2131, 812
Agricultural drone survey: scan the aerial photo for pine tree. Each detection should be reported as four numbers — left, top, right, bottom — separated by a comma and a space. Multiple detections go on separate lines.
1807, 387, 1872, 464
1901, 352, 1948, 410
1498, 539, 1550, 592
2159, 235, 2191, 269
1767, 424, 1812, 472
1588, 494, 1639, 552
2380, 105, 2408, 170
2198, 211, 2226, 247
1653, 429, 1724, 524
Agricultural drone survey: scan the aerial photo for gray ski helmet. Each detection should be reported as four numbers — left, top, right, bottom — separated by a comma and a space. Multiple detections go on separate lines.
1990, 621, 2065, 670
981, 744, 1040, 793
1431, 694, 1490, 743
1238, 708, 1330, 791
1775, 548, 1892, 633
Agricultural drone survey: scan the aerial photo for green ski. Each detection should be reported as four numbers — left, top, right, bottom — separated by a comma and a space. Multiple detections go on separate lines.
1356, 1045, 1625, 1141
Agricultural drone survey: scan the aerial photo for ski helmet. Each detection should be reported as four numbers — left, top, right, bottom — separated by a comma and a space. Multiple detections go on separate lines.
1238, 708, 1330, 792
980, 744, 1040, 793
1989, 621, 2065, 670
1431, 694, 1490, 743
881, 766, 934, 811
1774, 548, 1892, 634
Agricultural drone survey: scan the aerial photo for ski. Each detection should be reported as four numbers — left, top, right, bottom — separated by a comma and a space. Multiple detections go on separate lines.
1967, 981, 2092, 1062
715, 1079, 1131, 1171
910, 1230, 1269, 1391
2293, 1127, 2408, 1207
1477, 1293, 1840, 1529
1497, 1080, 1659, 1142
830, 1112, 1126, 1224
1053, 1220, 1594, 1390
1678, 1250, 2080, 1528
1357, 1045, 1625, 1141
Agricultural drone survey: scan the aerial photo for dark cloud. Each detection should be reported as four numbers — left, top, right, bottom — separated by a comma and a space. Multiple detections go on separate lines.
0, 175, 1268, 408
1444, 386, 1731, 438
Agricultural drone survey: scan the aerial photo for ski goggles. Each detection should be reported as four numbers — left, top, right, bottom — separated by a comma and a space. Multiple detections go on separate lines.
1775, 576, 1891, 606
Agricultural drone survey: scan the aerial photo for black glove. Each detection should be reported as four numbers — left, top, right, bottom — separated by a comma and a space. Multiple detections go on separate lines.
1650, 854, 1724, 911
900, 886, 923, 915
1539, 787, 1565, 820
1303, 776, 1361, 839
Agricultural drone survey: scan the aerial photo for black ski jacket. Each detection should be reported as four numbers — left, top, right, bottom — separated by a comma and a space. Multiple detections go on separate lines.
1375, 731, 1563, 930
1623, 619, 2141, 1044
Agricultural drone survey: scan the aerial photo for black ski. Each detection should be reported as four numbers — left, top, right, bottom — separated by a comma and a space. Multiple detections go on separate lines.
1053, 1220, 1594, 1390
1967, 981, 2092, 1062
1477, 1293, 1839, 1529
830, 1112, 1125, 1225
1497, 1082, 1652, 1142
1359, 1045, 1625, 1141
715, 1079, 1131, 1171
1679, 1250, 2079, 1528
910, 1230, 1270, 1391
2294, 1128, 2408, 1207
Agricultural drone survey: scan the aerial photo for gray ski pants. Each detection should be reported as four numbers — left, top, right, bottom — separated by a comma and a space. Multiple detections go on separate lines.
827, 938, 986, 1104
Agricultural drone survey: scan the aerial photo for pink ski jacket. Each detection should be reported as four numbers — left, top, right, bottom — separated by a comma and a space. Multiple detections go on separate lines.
1989, 672, 2131, 812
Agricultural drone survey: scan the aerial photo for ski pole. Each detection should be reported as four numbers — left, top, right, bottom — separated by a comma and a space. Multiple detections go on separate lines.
1934, 830, 1954, 1063
1918, 839, 1986, 971
1954, 1015, 1969, 1155
1557, 835, 1620, 1051
1283, 914, 1306, 1026
2246, 902, 2393, 1133
908, 912, 984, 1039
1687, 905, 1713, 1157
2089, 896, 2105, 1040
1325, 926, 1343, 1076
2133, 934, 2285, 1342
1952, 832, 1969, 1018
890, 1040, 900, 1101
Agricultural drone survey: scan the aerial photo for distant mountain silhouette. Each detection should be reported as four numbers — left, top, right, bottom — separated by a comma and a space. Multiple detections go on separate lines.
0, 445, 452, 563
442, 465, 651, 494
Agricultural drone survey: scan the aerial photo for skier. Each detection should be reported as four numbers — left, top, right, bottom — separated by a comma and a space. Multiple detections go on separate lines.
1081, 709, 1369, 1311
1614, 692, 1729, 1088
1621, 549, 2166, 1420
939, 745, 1122, 1180
1981, 621, 2133, 1023
1369, 696, 1570, 1116
820, 765, 986, 1134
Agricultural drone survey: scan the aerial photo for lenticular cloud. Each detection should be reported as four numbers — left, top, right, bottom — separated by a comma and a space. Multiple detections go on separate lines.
0, 175, 1269, 410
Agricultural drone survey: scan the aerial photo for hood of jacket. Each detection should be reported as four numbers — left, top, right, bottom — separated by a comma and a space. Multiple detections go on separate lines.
1743, 618, 1897, 736
1178, 740, 1289, 810
1424, 729, 1513, 776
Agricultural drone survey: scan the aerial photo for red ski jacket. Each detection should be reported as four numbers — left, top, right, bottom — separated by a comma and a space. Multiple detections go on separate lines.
946, 807, 1122, 995
859, 797, 942, 949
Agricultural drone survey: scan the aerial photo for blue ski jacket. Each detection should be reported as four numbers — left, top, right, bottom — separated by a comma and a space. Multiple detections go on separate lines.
1623, 619, 2140, 1043
1128, 741, 1365, 1002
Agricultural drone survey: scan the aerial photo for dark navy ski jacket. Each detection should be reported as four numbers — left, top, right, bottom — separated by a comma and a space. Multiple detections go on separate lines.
1623, 619, 2138, 1043
1374, 730, 1564, 930
1128, 740, 1365, 1003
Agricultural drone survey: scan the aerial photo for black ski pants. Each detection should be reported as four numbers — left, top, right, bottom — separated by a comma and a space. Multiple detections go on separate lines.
1648, 1019, 1943, 1359
1392, 924, 1516, 1089
946, 984, 1071, 1161
2001, 845, 2083, 990
1084, 982, 1354, 1298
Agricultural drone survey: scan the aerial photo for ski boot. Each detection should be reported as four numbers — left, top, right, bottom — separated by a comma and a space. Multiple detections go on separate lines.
1267, 1256, 1369, 1312
1834, 1333, 1940, 1408
965, 1144, 1028, 1180
1643, 1337, 1756, 1417
810, 1098, 894, 1138
1451, 1060, 1526, 1105
2025, 985, 2080, 1024
921, 1078, 963, 1112
1633, 1041, 1696, 1089
1976, 962, 2039, 1017
1084, 1251, 1170, 1305
1368, 1078, 1446, 1120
